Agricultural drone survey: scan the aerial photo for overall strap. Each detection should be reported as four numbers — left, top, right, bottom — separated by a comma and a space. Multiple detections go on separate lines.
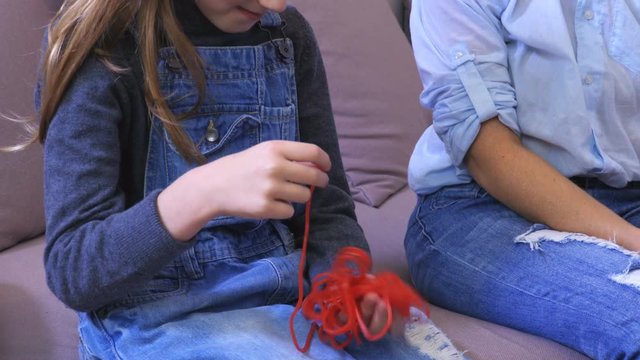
259, 11, 283, 28
258, 11, 292, 62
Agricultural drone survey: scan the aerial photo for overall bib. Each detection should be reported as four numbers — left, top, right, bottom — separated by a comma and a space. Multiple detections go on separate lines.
78, 13, 304, 359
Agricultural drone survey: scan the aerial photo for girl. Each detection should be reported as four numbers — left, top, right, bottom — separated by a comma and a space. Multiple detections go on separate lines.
36, 0, 461, 358
405, 0, 640, 359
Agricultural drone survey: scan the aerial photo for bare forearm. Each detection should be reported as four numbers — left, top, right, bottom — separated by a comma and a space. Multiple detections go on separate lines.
157, 167, 214, 242
465, 118, 640, 250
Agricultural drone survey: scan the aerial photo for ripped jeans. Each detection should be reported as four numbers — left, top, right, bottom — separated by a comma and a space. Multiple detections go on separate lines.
405, 179, 640, 360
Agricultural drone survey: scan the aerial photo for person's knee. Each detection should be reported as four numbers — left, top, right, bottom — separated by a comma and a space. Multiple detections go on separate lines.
598, 340, 640, 360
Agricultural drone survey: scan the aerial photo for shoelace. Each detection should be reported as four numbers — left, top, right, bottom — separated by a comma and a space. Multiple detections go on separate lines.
289, 186, 429, 352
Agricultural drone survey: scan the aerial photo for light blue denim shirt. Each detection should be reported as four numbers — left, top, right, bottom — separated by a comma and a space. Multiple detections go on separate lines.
408, 0, 640, 195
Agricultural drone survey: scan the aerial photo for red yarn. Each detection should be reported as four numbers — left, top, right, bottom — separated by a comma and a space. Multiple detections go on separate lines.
289, 187, 429, 353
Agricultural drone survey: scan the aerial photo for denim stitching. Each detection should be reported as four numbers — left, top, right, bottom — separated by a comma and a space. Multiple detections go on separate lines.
92, 311, 125, 360
261, 258, 284, 305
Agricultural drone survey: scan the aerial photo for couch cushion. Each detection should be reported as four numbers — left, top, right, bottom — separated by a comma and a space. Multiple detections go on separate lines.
355, 185, 415, 281
0, 141, 44, 251
289, 0, 428, 207
430, 305, 588, 360
0, 0, 55, 250
0, 236, 78, 359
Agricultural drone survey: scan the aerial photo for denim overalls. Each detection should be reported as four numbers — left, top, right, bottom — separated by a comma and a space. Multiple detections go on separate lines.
78, 13, 303, 359
78, 13, 462, 360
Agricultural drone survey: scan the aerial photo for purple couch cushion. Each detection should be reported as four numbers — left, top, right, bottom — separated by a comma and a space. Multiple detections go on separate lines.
430, 305, 588, 360
0, 237, 78, 358
0, 0, 55, 250
355, 185, 415, 280
289, 0, 428, 207
0, 141, 44, 250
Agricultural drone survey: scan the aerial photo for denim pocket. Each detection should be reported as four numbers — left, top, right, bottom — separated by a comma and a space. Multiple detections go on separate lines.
430, 182, 486, 210
114, 265, 186, 307
164, 104, 297, 162
164, 108, 261, 160
78, 336, 100, 360
606, 0, 640, 74
270, 220, 296, 254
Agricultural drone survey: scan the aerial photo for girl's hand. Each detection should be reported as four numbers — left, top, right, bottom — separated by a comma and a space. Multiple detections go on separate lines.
358, 292, 405, 338
200, 140, 331, 219
157, 140, 331, 241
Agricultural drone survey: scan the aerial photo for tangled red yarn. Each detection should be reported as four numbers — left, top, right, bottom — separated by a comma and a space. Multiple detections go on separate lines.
289, 187, 429, 353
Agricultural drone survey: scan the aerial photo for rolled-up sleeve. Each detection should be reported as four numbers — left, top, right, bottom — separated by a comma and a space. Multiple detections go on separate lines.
410, 0, 518, 166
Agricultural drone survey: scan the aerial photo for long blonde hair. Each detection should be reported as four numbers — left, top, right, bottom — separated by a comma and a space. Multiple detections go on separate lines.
27, 0, 206, 163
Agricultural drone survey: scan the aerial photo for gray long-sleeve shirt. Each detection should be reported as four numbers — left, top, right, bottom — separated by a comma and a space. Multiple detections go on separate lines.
41, 3, 367, 312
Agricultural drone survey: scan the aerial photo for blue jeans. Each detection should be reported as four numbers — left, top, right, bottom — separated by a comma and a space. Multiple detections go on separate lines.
77, 236, 463, 359
405, 179, 640, 359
